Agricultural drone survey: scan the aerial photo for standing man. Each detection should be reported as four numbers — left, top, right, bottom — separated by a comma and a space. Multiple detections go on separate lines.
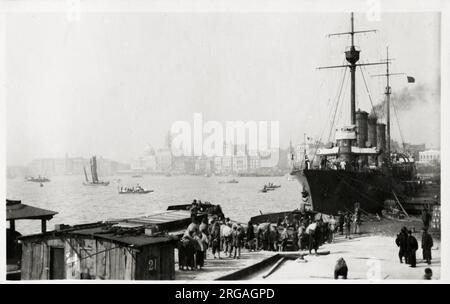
395, 227, 408, 264
306, 221, 318, 254
421, 229, 434, 265
246, 221, 255, 251
353, 205, 361, 234
211, 222, 221, 259
407, 230, 419, 268
338, 211, 344, 235
190, 200, 199, 223
344, 213, 352, 239
422, 206, 432, 231
328, 215, 337, 243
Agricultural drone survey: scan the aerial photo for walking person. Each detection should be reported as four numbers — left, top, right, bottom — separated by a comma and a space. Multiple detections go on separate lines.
181, 230, 196, 271
344, 213, 352, 239
268, 225, 279, 251
230, 225, 241, 259
338, 211, 344, 235
306, 221, 318, 254
421, 206, 432, 231
407, 230, 419, 268
211, 222, 221, 259
199, 217, 209, 236
190, 200, 199, 223
316, 217, 324, 246
195, 231, 208, 269
246, 221, 255, 251
421, 229, 433, 265
221, 222, 232, 256
328, 215, 337, 243
280, 228, 289, 251
395, 227, 408, 264
353, 207, 361, 234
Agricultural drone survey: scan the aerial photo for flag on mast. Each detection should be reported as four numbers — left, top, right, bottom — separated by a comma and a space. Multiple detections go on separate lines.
407, 76, 415, 83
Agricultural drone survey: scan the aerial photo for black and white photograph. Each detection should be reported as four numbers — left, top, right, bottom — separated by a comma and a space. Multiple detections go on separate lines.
1, 0, 448, 286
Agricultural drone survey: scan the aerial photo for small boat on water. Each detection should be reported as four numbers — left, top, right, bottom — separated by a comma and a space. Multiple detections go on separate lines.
25, 176, 50, 183
219, 178, 239, 184
265, 183, 281, 189
118, 185, 153, 194
260, 186, 275, 193
83, 156, 110, 186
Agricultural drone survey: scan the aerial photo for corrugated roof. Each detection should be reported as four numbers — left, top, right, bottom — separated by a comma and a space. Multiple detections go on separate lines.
111, 210, 191, 227
67, 225, 177, 247
19, 222, 178, 247
6, 199, 58, 221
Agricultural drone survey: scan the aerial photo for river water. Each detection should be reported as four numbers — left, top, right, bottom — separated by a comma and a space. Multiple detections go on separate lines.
7, 175, 302, 235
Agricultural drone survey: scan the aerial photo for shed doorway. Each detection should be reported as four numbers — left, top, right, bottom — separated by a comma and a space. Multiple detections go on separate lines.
49, 247, 65, 279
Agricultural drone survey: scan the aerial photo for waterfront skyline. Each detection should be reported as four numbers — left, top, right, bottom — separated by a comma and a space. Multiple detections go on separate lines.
6, 12, 440, 166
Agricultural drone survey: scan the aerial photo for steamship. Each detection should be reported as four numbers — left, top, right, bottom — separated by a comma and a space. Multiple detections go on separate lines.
291, 13, 416, 215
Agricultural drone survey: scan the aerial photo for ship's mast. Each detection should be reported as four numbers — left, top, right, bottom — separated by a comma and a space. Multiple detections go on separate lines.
319, 12, 383, 127
385, 47, 391, 157
372, 47, 406, 161
349, 13, 358, 125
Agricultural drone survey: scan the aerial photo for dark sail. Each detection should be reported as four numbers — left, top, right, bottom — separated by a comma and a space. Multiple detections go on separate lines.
83, 167, 89, 182
91, 156, 99, 183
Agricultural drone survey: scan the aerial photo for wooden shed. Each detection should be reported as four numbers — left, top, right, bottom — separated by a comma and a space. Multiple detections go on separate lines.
19, 222, 178, 280
6, 199, 57, 280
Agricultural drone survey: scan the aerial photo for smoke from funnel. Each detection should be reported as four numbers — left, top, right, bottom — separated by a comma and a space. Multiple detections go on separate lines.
370, 83, 439, 120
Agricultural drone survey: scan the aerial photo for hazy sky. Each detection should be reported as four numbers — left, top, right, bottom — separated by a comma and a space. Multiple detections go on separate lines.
6, 12, 440, 165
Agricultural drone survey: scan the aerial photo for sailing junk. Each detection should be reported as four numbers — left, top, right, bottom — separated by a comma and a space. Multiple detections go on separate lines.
291, 13, 416, 215
83, 156, 110, 186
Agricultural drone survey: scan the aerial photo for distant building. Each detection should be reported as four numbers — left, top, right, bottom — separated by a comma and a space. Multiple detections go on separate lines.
232, 156, 248, 173
155, 149, 172, 172
248, 155, 261, 171
419, 149, 440, 165
404, 143, 426, 161
131, 145, 157, 172
213, 157, 223, 174
28, 156, 129, 176
194, 157, 214, 175
221, 156, 233, 174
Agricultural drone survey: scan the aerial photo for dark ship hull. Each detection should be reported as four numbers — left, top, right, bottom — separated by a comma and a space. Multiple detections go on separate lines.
292, 169, 395, 215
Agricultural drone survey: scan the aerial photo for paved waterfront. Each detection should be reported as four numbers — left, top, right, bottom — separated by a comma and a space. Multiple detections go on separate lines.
175, 250, 277, 281
255, 234, 441, 281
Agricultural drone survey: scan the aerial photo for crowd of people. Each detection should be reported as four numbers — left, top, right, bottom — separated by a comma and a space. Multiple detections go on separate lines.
178, 199, 436, 280
177, 200, 367, 271
395, 226, 434, 269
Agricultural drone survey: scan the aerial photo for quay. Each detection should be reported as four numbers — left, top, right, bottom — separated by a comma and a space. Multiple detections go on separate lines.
6, 199, 440, 281
253, 234, 441, 280
175, 251, 280, 281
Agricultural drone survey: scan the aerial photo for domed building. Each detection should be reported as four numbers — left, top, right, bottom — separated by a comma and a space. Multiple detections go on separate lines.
131, 144, 157, 172
144, 144, 156, 156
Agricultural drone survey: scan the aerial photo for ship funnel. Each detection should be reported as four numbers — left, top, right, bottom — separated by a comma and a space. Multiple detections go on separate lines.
355, 110, 368, 148
368, 116, 378, 164
376, 123, 386, 164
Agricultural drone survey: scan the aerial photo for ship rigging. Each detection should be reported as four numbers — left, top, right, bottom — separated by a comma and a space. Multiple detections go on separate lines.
292, 12, 416, 215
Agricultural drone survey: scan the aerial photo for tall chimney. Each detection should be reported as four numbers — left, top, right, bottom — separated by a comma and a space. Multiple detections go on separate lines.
376, 123, 386, 164
355, 110, 368, 148
368, 116, 378, 165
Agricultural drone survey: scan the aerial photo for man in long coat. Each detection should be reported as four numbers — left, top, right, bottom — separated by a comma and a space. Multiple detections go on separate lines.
406, 230, 419, 268
395, 227, 408, 264
421, 229, 433, 265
